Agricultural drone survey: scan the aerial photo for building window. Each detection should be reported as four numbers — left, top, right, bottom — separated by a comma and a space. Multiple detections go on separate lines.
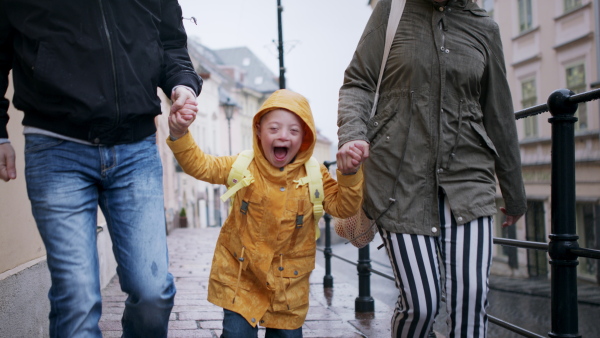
521, 78, 538, 138
566, 62, 588, 130
576, 203, 598, 281
526, 201, 548, 278
483, 0, 494, 19
518, 0, 533, 32
564, 0, 582, 12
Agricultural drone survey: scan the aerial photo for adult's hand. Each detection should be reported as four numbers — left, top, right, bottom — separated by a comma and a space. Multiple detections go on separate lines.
0, 143, 16, 182
336, 140, 369, 174
169, 87, 198, 139
500, 207, 523, 228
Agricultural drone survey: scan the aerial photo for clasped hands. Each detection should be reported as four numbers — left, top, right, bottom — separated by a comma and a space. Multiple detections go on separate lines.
168, 87, 199, 140
336, 140, 369, 175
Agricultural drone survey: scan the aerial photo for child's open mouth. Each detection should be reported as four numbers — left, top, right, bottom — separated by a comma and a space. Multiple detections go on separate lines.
274, 147, 288, 161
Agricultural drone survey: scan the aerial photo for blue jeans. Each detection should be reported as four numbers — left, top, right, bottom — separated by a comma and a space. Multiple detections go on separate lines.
25, 134, 175, 338
221, 309, 302, 338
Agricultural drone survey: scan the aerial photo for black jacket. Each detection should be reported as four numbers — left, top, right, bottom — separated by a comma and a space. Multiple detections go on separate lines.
0, 0, 203, 145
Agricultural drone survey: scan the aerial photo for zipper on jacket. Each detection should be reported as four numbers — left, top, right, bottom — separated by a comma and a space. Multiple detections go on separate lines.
98, 0, 121, 130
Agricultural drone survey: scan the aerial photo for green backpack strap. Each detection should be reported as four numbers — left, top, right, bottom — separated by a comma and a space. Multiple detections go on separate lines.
220, 150, 255, 203
222, 151, 324, 240
293, 157, 324, 240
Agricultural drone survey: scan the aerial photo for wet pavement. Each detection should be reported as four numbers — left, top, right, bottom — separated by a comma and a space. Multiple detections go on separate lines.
100, 227, 394, 338
100, 227, 599, 337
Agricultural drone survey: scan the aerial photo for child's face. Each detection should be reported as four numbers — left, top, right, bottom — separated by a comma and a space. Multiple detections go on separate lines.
256, 109, 305, 168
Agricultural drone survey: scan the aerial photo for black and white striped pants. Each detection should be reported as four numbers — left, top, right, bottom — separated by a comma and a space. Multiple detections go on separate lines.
379, 195, 493, 338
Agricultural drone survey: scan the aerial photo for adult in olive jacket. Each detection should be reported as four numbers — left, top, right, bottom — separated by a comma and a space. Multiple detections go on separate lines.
336, 0, 526, 337
0, 1, 202, 337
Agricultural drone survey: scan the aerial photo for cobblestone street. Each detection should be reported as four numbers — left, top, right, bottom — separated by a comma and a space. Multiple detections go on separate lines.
99, 228, 393, 338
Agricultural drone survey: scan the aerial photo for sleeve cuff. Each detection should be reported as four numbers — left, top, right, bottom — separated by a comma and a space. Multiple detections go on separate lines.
336, 166, 363, 187
166, 131, 195, 153
171, 85, 197, 100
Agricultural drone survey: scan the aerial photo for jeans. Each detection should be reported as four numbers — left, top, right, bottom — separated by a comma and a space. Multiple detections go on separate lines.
25, 134, 175, 338
221, 309, 302, 338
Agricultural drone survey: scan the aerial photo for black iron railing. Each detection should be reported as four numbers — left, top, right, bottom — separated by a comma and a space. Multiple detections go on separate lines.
319, 88, 600, 337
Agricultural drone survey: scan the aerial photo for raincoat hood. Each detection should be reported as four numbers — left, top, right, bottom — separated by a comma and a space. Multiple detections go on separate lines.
253, 89, 316, 171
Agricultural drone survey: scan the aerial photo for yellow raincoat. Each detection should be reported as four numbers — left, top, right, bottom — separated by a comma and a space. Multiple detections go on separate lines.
167, 89, 363, 329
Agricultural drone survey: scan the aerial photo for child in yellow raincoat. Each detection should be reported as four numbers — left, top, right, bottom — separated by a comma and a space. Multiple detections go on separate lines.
167, 89, 364, 337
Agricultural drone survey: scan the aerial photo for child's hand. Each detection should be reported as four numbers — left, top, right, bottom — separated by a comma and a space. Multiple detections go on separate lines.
337, 140, 369, 174
169, 87, 198, 139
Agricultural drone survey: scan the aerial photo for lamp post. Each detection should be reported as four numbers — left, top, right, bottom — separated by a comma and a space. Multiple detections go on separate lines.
277, 0, 286, 89
223, 98, 236, 155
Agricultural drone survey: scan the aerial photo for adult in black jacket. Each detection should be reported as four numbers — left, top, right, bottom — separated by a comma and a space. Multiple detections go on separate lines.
0, 1, 202, 337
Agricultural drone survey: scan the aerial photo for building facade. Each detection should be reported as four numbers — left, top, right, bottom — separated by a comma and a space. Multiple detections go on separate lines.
486, 0, 600, 284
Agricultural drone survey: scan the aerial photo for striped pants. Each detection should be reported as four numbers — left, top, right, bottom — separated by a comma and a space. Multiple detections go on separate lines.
379, 195, 493, 338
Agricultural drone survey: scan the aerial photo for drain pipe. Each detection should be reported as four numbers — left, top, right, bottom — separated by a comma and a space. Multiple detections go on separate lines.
595, 0, 600, 286
595, 0, 600, 87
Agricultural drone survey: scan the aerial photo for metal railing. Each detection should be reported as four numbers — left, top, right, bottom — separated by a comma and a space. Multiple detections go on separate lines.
319, 88, 600, 337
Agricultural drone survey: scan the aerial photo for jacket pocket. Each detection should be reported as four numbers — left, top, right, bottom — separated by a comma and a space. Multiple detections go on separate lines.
367, 92, 412, 146
211, 243, 253, 291
271, 253, 313, 311
277, 250, 315, 278
272, 273, 311, 311
241, 189, 268, 241
282, 196, 314, 242
24, 134, 65, 154
469, 120, 499, 157
366, 106, 395, 144
32, 42, 65, 102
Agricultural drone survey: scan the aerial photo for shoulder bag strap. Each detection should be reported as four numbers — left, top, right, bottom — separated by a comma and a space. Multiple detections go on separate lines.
370, 0, 406, 119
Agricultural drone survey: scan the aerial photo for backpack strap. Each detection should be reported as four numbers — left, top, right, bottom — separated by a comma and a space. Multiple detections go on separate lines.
222, 151, 324, 240
220, 150, 255, 203
371, 0, 406, 119
293, 157, 324, 240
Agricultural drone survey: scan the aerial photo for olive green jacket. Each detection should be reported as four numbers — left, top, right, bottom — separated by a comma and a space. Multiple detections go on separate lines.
337, 0, 527, 236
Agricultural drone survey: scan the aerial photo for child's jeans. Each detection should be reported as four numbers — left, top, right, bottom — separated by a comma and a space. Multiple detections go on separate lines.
221, 309, 302, 338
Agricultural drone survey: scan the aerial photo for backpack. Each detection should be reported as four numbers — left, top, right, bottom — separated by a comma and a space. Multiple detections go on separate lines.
220, 150, 324, 239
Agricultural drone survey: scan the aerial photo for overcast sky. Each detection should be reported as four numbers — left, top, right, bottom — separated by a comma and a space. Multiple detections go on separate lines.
177, 0, 373, 145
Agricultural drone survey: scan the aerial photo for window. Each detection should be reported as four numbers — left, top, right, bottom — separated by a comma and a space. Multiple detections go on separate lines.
483, 0, 494, 19
521, 78, 538, 137
518, 0, 533, 32
565, 0, 582, 12
526, 201, 548, 277
566, 62, 588, 130
576, 203, 598, 280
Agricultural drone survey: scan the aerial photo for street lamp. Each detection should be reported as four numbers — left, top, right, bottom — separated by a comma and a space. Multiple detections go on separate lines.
277, 0, 286, 89
223, 98, 236, 155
